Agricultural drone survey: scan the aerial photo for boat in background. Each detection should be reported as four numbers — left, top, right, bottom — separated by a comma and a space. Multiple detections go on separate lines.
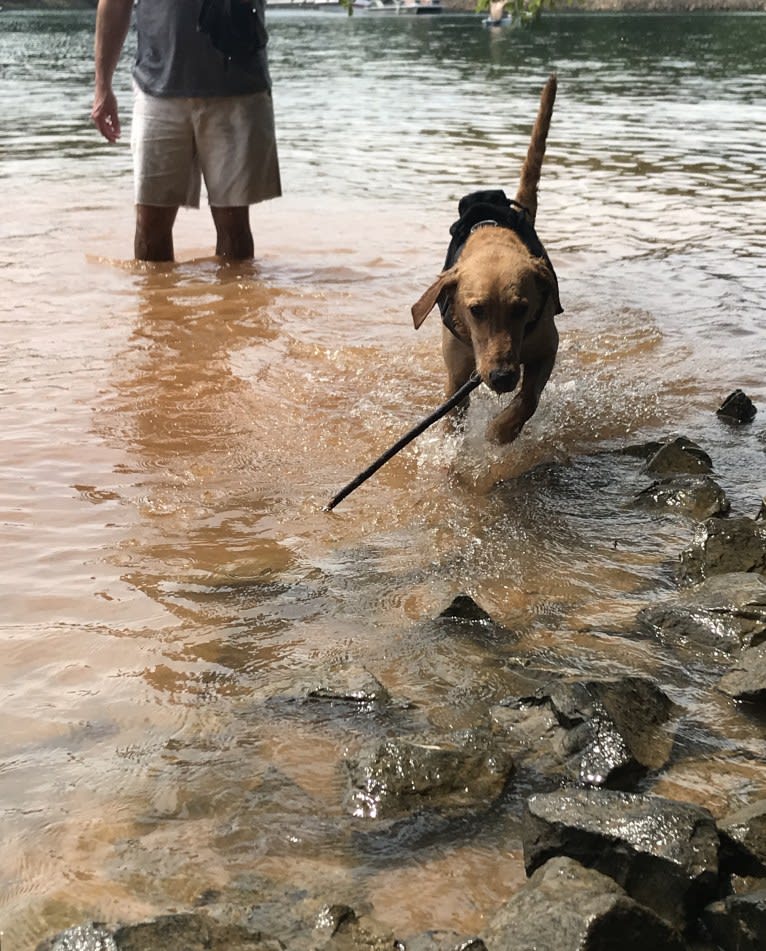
353, 0, 443, 14
267, 0, 346, 11
266, 0, 442, 10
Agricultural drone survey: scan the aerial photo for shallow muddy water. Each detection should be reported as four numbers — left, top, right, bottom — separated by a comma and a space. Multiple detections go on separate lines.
1, 9, 766, 948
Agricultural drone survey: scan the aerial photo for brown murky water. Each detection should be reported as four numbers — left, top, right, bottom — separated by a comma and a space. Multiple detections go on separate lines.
2, 9, 766, 948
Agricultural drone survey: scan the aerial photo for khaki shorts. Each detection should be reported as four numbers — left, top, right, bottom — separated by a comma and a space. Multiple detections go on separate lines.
131, 85, 282, 208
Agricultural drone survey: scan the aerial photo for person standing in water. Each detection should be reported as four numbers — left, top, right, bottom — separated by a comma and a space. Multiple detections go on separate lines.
91, 0, 281, 262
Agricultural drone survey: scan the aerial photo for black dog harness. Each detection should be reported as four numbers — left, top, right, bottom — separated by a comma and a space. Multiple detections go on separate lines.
438, 189, 563, 339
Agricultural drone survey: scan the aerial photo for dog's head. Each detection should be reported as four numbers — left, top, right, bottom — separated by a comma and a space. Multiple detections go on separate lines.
412, 230, 557, 394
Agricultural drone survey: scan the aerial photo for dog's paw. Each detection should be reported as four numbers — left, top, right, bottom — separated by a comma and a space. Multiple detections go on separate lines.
486, 414, 525, 445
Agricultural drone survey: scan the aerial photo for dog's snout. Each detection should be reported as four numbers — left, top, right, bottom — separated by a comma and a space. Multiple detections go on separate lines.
488, 368, 520, 394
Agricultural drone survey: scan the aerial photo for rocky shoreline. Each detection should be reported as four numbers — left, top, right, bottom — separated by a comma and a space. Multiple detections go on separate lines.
38, 392, 766, 951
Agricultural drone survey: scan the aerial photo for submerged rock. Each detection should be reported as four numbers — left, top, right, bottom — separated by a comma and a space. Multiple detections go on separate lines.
636, 572, 766, 653
717, 389, 758, 424
36, 923, 117, 951
719, 643, 766, 702
267, 661, 395, 708
679, 517, 766, 585
483, 856, 684, 951
113, 914, 285, 950
404, 933, 486, 951
634, 475, 730, 520
492, 676, 677, 790
644, 436, 713, 476
702, 891, 766, 951
433, 594, 519, 649
344, 730, 513, 819
523, 788, 720, 932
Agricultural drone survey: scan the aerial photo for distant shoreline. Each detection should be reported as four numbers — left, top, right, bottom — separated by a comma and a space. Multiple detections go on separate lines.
3, 0, 766, 10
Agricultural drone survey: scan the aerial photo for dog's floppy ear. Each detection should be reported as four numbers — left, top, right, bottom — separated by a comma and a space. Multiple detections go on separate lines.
411, 268, 458, 329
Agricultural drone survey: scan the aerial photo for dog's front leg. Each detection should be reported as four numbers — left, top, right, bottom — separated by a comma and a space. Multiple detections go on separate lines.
486, 353, 556, 445
441, 326, 475, 432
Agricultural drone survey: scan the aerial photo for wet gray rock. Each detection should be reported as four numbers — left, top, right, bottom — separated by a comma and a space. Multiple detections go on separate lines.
719, 799, 766, 876
615, 440, 666, 461
492, 676, 677, 790
434, 594, 519, 650
634, 475, 730, 520
523, 788, 720, 932
702, 890, 766, 951
344, 730, 514, 819
37, 915, 285, 951
483, 856, 685, 951
36, 923, 117, 951
679, 517, 766, 586
548, 677, 678, 786
644, 436, 713, 476
438, 594, 495, 623
719, 643, 766, 702
489, 694, 562, 776
717, 389, 757, 424
314, 904, 359, 937
636, 572, 766, 653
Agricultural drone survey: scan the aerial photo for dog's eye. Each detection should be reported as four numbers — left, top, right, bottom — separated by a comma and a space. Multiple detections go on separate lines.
509, 299, 528, 320
468, 303, 486, 320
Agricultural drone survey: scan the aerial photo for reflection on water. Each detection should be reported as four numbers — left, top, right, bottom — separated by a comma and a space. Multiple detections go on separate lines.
1, 9, 766, 949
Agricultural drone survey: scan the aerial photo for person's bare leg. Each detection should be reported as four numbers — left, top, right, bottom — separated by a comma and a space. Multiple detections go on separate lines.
135, 204, 178, 262
211, 206, 253, 260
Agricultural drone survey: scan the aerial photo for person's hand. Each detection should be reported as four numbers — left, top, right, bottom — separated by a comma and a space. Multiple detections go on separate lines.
92, 86, 121, 142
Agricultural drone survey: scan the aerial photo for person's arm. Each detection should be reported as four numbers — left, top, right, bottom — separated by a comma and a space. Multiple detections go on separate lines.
91, 0, 134, 142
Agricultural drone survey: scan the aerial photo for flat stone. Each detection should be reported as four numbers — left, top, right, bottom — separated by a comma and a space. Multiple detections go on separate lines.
634, 475, 730, 520
523, 788, 720, 932
267, 661, 393, 707
483, 856, 684, 951
644, 437, 713, 476
345, 731, 514, 820
113, 914, 284, 950
636, 572, 766, 653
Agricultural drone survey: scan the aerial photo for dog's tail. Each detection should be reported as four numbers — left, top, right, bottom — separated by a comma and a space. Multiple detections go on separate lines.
515, 74, 557, 226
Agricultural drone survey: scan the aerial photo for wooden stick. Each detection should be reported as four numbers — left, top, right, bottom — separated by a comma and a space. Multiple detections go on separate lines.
324, 373, 481, 511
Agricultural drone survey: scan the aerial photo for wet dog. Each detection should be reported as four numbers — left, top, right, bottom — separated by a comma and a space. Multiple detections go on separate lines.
411, 75, 562, 445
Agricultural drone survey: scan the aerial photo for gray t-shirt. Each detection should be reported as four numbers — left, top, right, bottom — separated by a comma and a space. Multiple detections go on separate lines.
132, 0, 271, 98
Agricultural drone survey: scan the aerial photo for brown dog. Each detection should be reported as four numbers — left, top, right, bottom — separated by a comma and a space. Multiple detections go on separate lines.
411, 75, 562, 445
